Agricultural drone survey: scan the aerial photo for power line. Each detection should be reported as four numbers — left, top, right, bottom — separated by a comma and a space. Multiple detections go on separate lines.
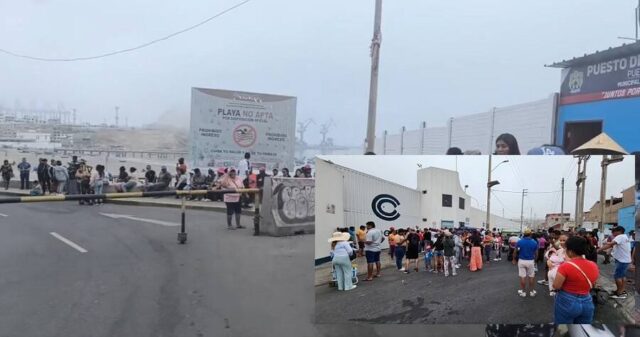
493, 189, 577, 194
0, 0, 251, 62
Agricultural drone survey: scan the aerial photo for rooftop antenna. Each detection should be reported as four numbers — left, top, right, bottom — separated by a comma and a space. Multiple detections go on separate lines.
618, 0, 640, 41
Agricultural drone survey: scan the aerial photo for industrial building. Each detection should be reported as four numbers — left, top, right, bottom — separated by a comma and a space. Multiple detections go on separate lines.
315, 159, 519, 262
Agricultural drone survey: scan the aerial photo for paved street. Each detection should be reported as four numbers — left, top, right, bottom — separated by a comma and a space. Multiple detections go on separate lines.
0, 202, 316, 337
316, 254, 632, 324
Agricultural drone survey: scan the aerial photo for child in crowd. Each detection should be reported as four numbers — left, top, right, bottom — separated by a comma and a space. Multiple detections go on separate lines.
29, 181, 42, 196
546, 249, 565, 296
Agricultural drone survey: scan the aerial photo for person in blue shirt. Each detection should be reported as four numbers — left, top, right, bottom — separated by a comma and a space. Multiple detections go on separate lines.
513, 228, 539, 297
17, 158, 31, 190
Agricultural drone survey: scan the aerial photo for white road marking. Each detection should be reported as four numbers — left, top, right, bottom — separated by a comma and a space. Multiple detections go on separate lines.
0, 213, 7, 217
50, 232, 88, 253
99, 213, 180, 227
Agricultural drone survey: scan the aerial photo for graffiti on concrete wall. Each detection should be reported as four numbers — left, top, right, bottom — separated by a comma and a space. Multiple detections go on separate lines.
272, 178, 315, 225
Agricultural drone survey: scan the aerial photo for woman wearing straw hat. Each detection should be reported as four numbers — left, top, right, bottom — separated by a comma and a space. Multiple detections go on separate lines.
329, 232, 357, 291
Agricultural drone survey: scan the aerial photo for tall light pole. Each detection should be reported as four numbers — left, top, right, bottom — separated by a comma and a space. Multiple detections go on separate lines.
364, 0, 382, 154
599, 155, 624, 231
486, 156, 508, 230
520, 189, 528, 234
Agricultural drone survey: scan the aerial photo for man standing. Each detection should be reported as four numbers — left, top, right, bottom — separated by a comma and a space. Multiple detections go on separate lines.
514, 228, 538, 297
67, 155, 79, 195
237, 152, 251, 180
36, 158, 51, 195
443, 230, 457, 277
598, 226, 632, 299
364, 221, 384, 281
17, 158, 31, 190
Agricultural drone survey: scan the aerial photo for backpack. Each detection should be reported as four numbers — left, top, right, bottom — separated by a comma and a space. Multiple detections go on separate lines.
54, 167, 67, 182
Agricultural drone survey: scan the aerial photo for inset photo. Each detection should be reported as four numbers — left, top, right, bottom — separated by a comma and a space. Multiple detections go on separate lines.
314, 155, 636, 325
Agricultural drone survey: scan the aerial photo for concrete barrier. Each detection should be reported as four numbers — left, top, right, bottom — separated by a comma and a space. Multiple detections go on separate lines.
259, 177, 315, 236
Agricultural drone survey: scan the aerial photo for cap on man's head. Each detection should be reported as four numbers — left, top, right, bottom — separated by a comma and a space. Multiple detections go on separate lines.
527, 146, 566, 155
612, 226, 625, 233
161, 165, 167, 170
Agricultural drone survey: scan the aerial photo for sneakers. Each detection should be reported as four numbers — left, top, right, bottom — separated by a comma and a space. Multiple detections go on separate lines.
529, 290, 537, 297
610, 292, 628, 299
549, 290, 556, 297
518, 290, 527, 297
345, 285, 357, 291
537, 280, 549, 285
399, 268, 406, 272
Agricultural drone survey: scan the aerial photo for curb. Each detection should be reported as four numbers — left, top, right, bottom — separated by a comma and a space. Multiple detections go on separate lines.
104, 198, 255, 215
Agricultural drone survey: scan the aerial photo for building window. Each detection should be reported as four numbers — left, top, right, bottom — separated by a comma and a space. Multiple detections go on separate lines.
442, 194, 452, 208
459, 197, 465, 210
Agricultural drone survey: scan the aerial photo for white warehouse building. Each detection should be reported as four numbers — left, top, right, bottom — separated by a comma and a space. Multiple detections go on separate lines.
315, 159, 520, 261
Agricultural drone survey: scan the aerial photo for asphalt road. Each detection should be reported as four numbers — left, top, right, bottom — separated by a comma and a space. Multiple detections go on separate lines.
0, 202, 493, 337
1, 201, 623, 337
315, 255, 630, 324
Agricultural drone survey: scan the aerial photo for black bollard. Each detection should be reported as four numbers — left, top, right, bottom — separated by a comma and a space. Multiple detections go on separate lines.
177, 196, 187, 244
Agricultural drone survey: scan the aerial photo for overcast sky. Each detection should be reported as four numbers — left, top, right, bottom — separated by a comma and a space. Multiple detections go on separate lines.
318, 155, 635, 220
0, 0, 635, 145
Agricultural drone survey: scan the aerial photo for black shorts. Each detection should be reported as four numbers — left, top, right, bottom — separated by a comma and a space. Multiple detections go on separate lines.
225, 202, 241, 215
358, 242, 365, 250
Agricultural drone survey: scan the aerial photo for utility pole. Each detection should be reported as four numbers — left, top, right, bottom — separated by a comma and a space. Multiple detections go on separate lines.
486, 155, 492, 230
599, 155, 624, 231
364, 0, 382, 154
115, 106, 120, 128
520, 189, 528, 234
560, 178, 565, 227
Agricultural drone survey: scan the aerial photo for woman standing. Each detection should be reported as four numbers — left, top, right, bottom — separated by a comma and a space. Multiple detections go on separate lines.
552, 236, 599, 324
463, 231, 471, 261
405, 228, 421, 273
424, 230, 434, 272
433, 233, 445, 274
0, 160, 14, 190
494, 133, 521, 155
470, 231, 484, 271
483, 232, 494, 262
90, 165, 107, 205
388, 228, 397, 260
394, 229, 407, 271
218, 168, 246, 230
329, 232, 356, 291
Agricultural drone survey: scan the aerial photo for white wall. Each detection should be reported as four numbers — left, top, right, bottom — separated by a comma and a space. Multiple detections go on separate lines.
417, 167, 471, 228
374, 95, 557, 155
314, 159, 421, 260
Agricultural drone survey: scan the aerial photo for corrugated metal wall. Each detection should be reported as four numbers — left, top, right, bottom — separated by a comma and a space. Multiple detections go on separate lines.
375, 95, 556, 155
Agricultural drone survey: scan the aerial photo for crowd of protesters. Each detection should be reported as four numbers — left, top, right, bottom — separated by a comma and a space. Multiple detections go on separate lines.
1, 152, 313, 211
328, 221, 636, 324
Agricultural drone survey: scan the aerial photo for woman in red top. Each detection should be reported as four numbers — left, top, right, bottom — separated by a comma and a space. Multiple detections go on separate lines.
552, 235, 599, 324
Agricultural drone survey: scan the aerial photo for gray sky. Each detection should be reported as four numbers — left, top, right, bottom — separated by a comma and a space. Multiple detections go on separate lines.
318, 155, 635, 220
0, 0, 635, 145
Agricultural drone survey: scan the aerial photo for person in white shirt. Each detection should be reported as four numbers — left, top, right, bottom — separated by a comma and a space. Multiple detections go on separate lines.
329, 232, 356, 291
598, 226, 632, 299
237, 152, 251, 180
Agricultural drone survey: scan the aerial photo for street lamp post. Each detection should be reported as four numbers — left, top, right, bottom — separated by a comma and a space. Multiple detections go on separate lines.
486, 156, 508, 230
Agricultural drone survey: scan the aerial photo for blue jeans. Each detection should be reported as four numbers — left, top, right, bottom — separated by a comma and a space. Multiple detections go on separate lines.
424, 251, 433, 269
332, 255, 353, 291
554, 290, 594, 324
395, 246, 406, 270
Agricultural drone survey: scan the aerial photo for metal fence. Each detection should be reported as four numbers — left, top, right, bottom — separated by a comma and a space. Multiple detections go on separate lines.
373, 94, 558, 155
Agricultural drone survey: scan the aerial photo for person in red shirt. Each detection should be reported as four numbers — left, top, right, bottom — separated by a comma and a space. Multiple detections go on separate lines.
552, 235, 599, 324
